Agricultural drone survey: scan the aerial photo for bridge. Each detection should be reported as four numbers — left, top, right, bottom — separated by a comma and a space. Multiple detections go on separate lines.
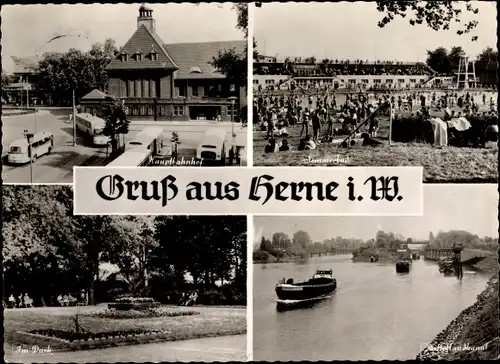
424, 247, 461, 261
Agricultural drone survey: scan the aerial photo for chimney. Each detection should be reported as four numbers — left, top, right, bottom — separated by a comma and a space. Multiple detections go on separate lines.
137, 4, 155, 32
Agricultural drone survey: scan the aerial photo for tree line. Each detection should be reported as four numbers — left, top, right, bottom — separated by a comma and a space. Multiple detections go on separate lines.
254, 228, 497, 262
426, 46, 497, 81
3, 185, 246, 306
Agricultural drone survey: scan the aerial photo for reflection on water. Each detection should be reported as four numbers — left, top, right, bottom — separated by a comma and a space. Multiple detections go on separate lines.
253, 255, 489, 361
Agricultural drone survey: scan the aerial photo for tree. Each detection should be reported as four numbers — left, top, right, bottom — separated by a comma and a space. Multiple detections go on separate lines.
271, 232, 291, 251
259, 236, 273, 253
2, 70, 12, 86
35, 38, 117, 104
210, 4, 248, 90
426, 47, 451, 74
105, 217, 158, 295
292, 230, 312, 251
102, 97, 130, 154
375, 1, 481, 41
448, 46, 465, 73
70, 215, 121, 305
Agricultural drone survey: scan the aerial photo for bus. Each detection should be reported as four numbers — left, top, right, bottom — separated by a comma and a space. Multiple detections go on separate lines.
74, 113, 111, 146
107, 127, 164, 167
196, 128, 226, 165
7, 131, 54, 164
106, 146, 152, 167
128, 127, 164, 155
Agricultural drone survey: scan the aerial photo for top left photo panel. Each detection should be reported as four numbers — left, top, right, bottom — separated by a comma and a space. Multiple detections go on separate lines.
2, 3, 249, 184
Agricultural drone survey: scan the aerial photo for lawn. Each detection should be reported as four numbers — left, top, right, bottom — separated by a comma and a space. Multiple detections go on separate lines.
4, 305, 246, 347
253, 125, 498, 183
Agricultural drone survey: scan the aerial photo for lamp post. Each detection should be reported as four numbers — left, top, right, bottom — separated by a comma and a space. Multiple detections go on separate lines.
24, 130, 34, 183
228, 96, 237, 165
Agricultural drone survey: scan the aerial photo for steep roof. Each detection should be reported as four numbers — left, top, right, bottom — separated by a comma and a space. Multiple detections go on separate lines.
165, 40, 245, 79
81, 89, 111, 100
11, 56, 39, 74
106, 24, 178, 71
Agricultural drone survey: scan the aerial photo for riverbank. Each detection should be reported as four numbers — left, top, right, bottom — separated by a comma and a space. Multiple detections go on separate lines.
417, 275, 499, 360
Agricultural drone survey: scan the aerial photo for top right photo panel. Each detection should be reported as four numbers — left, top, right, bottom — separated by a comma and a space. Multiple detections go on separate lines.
252, 1, 498, 183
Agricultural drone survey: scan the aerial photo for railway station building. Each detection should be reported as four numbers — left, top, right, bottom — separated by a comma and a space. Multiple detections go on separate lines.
102, 4, 246, 122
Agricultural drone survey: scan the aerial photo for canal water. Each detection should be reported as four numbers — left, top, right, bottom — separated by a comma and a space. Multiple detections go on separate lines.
253, 255, 490, 361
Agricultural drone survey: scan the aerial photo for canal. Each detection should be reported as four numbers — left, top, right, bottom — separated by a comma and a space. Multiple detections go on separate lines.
253, 255, 490, 361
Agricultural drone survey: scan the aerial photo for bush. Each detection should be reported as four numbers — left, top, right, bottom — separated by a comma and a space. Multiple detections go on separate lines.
253, 250, 272, 262
81, 307, 200, 319
30, 328, 160, 342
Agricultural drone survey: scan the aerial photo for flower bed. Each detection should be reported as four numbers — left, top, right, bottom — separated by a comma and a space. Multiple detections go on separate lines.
108, 296, 160, 310
108, 302, 161, 311
82, 307, 200, 319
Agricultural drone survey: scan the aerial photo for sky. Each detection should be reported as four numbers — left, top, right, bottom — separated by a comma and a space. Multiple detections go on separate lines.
255, 1, 497, 62
1, 3, 244, 72
254, 184, 498, 244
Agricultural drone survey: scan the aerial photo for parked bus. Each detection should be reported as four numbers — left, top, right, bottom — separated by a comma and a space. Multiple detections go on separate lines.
107, 127, 164, 167
7, 131, 54, 164
196, 128, 226, 165
106, 146, 152, 167
128, 126, 164, 155
74, 113, 110, 146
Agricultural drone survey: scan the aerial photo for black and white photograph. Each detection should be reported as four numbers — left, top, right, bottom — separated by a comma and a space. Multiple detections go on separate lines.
253, 185, 498, 361
252, 1, 498, 183
2, 3, 248, 183
3, 184, 247, 363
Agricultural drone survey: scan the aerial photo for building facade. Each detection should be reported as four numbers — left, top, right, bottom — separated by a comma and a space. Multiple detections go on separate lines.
104, 5, 246, 122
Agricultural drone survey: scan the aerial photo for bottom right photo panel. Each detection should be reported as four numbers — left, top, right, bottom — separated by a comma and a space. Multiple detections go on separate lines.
253, 184, 498, 361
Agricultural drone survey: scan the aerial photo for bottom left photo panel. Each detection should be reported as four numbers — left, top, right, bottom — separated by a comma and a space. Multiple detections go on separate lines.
3, 184, 247, 363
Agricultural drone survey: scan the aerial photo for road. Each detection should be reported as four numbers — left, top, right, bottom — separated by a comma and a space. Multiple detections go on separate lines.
2, 111, 248, 183
4, 335, 246, 363
2, 110, 111, 183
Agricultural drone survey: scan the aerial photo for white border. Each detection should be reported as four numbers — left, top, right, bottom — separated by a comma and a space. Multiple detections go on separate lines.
246, 214, 254, 361
247, 2, 254, 167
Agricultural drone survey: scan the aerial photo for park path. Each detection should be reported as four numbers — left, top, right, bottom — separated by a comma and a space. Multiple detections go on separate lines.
5, 335, 246, 363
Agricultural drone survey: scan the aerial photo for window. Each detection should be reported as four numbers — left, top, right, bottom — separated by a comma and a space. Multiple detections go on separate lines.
188, 66, 202, 74
410, 79, 417, 83
204, 84, 210, 96
173, 105, 184, 116
386, 79, 393, 84
121, 51, 128, 62
159, 106, 166, 116
398, 79, 405, 83
147, 106, 153, 116
151, 51, 158, 61
361, 79, 369, 84
136, 50, 143, 61
349, 79, 356, 84
253, 80, 259, 85
139, 105, 146, 115
192, 86, 198, 97
265, 79, 275, 85
420, 79, 425, 83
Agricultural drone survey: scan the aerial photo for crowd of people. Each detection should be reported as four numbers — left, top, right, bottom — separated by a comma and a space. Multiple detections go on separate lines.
6, 293, 34, 308
5, 290, 90, 308
255, 88, 498, 153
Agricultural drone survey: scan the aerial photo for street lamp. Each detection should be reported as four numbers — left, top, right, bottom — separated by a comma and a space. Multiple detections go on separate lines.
24, 130, 34, 183
228, 96, 238, 165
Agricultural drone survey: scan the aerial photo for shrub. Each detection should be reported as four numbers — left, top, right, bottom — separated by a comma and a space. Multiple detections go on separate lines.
30, 328, 161, 342
81, 307, 200, 319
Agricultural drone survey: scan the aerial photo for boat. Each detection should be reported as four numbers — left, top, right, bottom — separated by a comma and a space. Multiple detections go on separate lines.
275, 269, 337, 304
396, 260, 411, 273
